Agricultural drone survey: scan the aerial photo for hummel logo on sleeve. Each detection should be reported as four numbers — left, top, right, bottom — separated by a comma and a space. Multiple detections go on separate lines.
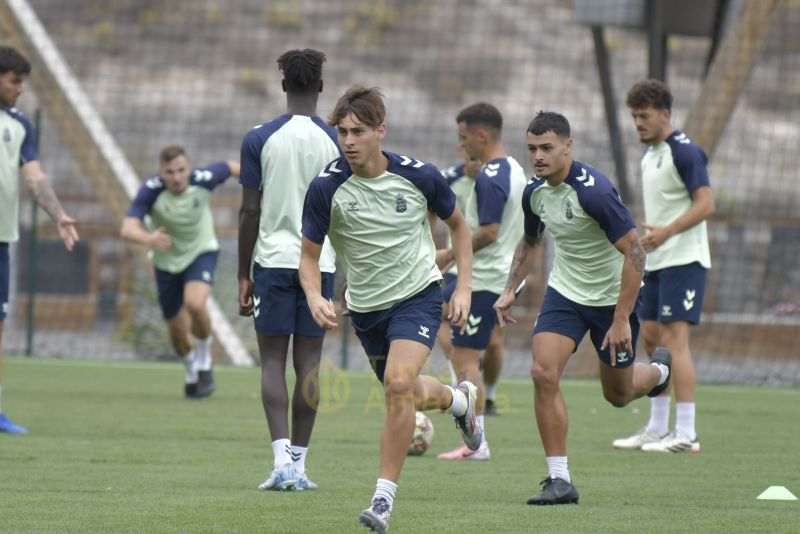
576, 168, 595, 187
318, 161, 342, 177
485, 163, 500, 177
399, 155, 424, 168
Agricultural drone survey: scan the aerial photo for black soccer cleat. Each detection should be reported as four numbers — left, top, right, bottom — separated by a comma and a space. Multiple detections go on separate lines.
184, 382, 199, 399
527, 477, 580, 505
647, 347, 672, 398
196, 369, 216, 398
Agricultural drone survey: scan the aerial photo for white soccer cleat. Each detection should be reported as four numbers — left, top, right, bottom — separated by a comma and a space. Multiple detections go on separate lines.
258, 463, 297, 491
612, 427, 666, 450
640, 431, 700, 453
453, 381, 482, 451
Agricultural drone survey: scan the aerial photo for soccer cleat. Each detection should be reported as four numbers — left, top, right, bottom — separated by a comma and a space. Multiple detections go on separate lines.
647, 347, 672, 397
184, 382, 198, 399
484, 398, 499, 416
527, 477, 580, 505
196, 369, 215, 398
453, 381, 482, 451
293, 472, 318, 491
0, 413, 28, 434
359, 497, 391, 533
640, 431, 700, 453
258, 463, 297, 491
437, 441, 490, 461
612, 427, 666, 450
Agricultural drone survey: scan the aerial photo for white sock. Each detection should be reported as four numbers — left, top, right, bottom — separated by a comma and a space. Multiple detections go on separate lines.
477, 415, 486, 445
675, 402, 696, 440
447, 385, 467, 417
183, 350, 198, 383
647, 396, 670, 436
291, 445, 308, 475
195, 336, 213, 371
546, 456, 570, 483
373, 478, 397, 510
446, 360, 458, 388
485, 383, 497, 401
272, 439, 292, 468
652, 362, 669, 386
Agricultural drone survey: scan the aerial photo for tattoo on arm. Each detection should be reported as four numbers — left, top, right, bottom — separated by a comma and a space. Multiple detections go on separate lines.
628, 235, 646, 274
29, 179, 65, 222
505, 234, 540, 290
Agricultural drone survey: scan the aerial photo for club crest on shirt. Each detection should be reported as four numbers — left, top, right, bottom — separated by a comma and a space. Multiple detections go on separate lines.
3, 128, 10, 142
345, 200, 360, 212
565, 200, 573, 220
538, 202, 545, 215
395, 193, 407, 213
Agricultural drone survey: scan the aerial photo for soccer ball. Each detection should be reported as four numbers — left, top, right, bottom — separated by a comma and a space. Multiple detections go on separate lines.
407, 411, 435, 456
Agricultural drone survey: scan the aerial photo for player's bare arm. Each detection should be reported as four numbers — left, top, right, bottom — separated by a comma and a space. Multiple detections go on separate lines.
601, 229, 646, 365
20, 161, 79, 251
436, 222, 499, 272
642, 186, 715, 252
494, 233, 540, 327
120, 216, 171, 251
442, 206, 472, 333
226, 160, 241, 178
237, 185, 260, 316
299, 236, 338, 330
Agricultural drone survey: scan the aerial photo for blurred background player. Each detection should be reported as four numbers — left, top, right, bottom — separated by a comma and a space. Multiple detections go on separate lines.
494, 111, 671, 505
0, 46, 79, 434
613, 79, 714, 454
237, 49, 340, 492
436, 103, 526, 461
300, 85, 480, 532
121, 145, 238, 399
437, 147, 507, 417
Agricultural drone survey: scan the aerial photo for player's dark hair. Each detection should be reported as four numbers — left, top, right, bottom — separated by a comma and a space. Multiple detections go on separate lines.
527, 111, 571, 138
328, 85, 385, 128
626, 79, 673, 111
277, 48, 326, 94
456, 102, 503, 135
0, 46, 31, 75
159, 144, 186, 165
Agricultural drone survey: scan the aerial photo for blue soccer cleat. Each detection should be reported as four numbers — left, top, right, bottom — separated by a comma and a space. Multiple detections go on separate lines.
293, 472, 318, 491
0, 412, 28, 434
258, 463, 297, 491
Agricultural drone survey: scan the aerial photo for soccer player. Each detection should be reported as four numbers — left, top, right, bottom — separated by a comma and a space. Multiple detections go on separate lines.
613, 79, 714, 454
237, 49, 340, 492
121, 145, 238, 399
437, 103, 527, 461
494, 111, 672, 505
300, 85, 481, 532
0, 46, 79, 434
438, 147, 508, 418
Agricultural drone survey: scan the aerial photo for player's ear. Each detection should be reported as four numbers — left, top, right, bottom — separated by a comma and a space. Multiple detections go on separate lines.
281, 79, 287, 93
318, 79, 323, 94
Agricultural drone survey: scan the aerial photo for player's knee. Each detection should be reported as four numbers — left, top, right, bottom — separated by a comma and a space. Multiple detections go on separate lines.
183, 297, 206, 317
384, 375, 414, 398
602, 388, 631, 408
530, 361, 557, 389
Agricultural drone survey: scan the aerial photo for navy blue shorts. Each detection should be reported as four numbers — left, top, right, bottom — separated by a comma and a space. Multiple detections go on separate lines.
639, 262, 707, 325
0, 243, 8, 321
154, 250, 220, 319
350, 282, 442, 383
442, 276, 498, 350
533, 286, 640, 368
252, 265, 334, 337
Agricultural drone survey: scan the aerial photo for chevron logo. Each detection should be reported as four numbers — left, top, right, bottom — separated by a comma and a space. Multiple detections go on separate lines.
399, 155, 424, 168
576, 168, 595, 187
465, 314, 482, 336
485, 163, 500, 177
683, 288, 696, 311
318, 160, 342, 177
253, 296, 261, 318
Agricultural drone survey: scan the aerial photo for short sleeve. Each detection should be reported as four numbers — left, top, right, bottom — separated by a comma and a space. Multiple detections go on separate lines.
240, 128, 264, 189
126, 178, 163, 219
522, 182, 545, 239
301, 177, 332, 245
192, 162, 232, 191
